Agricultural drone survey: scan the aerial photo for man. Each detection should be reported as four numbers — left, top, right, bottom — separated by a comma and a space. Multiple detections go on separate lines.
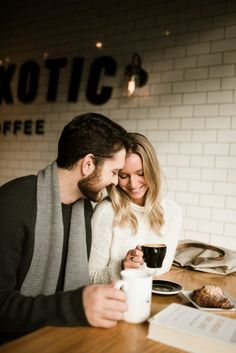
0, 112, 133, 342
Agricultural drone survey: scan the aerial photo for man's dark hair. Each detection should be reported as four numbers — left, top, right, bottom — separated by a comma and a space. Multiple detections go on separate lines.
56, 112, 132, 169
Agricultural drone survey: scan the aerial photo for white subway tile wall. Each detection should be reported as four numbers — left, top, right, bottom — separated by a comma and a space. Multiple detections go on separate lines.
0, 0, 236, 249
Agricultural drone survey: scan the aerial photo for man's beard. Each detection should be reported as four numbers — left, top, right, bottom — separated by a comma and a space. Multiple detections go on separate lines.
78, 166, 104, 202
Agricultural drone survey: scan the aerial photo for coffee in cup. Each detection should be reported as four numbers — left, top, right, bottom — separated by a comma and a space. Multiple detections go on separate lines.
142, 243, 167, 268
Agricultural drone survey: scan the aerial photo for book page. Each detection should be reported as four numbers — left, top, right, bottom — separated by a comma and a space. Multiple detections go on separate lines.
150, 304, 236, 344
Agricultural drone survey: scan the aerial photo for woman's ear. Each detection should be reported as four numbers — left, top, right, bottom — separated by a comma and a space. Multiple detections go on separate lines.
81, 154, 95, 176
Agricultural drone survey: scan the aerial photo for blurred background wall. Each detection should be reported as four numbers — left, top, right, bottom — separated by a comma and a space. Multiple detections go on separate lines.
0, 0, 236, 249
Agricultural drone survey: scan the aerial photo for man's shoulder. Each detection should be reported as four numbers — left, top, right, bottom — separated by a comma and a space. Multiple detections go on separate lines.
1, 175, 37, 189
0, 175, 37, 204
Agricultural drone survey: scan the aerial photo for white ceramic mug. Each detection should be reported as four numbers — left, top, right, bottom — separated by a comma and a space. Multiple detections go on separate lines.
114, 269, 152, 324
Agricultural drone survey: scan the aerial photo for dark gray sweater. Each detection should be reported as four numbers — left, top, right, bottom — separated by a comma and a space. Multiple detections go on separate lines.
0, 175, 93, 342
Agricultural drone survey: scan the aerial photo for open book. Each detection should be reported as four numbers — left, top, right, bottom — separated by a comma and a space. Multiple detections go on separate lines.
147, 303, 236, 353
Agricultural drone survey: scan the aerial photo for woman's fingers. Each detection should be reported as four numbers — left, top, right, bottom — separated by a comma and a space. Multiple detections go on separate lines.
129, 248, 143, 262
123, 247, 144, 269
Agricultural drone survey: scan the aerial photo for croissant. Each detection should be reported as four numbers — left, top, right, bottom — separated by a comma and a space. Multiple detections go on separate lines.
191, 285, 234, 309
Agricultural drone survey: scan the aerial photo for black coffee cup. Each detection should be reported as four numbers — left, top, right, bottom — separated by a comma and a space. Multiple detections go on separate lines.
142, 244, 167, 268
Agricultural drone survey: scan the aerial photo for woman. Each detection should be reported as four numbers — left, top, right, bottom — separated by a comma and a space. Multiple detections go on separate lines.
89, 133, 182, 284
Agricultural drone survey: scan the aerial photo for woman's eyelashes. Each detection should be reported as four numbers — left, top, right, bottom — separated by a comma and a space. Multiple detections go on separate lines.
118, 172, 144, 179
118, 173, 127, 179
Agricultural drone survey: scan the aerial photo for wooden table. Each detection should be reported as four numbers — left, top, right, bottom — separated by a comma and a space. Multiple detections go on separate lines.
1, 267, 235, 353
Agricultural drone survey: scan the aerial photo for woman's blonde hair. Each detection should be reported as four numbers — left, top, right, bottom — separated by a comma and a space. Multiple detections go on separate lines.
107, 132, 165, 234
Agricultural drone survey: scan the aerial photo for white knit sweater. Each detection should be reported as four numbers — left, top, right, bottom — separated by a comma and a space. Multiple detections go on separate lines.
89, 198, 182, 284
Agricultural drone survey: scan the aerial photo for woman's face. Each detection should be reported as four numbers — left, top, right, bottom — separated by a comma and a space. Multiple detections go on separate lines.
118, 153, 148, 206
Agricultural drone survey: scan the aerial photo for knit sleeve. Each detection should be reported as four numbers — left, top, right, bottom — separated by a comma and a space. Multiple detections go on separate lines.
149, 199, 183, 277
89, 200, 121, 284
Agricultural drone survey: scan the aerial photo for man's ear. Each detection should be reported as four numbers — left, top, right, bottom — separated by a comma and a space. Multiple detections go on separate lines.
81, 154, 95, 176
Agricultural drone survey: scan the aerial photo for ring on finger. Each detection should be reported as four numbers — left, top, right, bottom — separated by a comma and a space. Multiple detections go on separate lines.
131, 256, 135, 262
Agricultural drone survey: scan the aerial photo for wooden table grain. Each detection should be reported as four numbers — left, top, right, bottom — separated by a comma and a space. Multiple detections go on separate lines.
1, 267, 235, 353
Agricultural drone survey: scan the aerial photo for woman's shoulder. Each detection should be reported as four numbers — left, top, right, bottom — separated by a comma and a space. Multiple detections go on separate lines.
160, 198, 183, 235
161, 197, 182, 217
92, 197, 114, 217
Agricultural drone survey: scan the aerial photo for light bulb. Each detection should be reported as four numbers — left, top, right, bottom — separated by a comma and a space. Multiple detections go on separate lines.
128, 75, 136, 96
96, 42, 103, 48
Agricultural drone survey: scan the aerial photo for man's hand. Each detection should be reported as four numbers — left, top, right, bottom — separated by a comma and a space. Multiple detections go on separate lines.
82, 284, 127, 328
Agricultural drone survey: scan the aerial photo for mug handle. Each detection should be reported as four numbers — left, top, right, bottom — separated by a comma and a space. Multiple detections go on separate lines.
141, 246, 147, 263
114, 280, 128, 291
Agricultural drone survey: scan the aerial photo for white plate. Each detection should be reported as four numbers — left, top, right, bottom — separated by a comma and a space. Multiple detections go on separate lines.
152, 280, 183, 295
181, 290, 236, 312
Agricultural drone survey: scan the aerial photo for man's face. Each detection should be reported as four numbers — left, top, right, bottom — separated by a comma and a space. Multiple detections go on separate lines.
78, 148, 126, 202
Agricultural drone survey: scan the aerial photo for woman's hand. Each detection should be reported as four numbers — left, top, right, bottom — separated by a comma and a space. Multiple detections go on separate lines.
122, 245, 144, 269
